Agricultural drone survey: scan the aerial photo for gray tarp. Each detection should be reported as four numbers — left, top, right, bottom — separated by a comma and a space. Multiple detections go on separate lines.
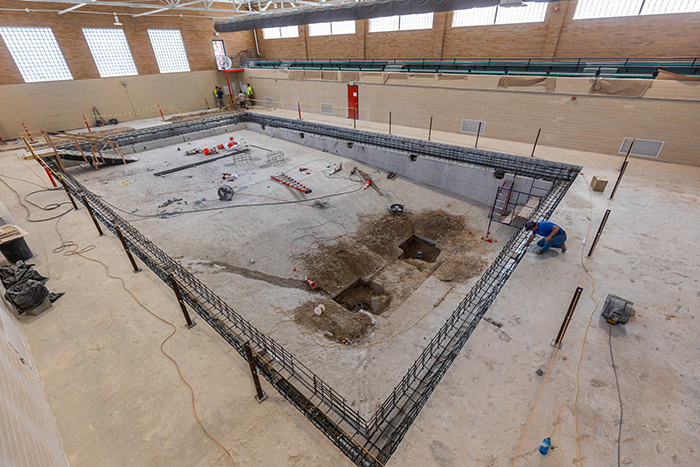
215, 0, 558, 33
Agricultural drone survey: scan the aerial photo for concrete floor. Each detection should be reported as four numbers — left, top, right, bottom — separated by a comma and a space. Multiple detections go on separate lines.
1, 109, 698, 467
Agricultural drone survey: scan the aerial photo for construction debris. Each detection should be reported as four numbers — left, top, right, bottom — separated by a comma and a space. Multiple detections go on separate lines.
271, 173, 312, 194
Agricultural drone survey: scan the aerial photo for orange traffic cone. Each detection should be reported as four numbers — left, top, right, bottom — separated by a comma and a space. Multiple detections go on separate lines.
363, 180, 372, 190
305, 276, 317, 289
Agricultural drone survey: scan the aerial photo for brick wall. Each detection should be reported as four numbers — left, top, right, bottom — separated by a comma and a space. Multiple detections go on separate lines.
0, 290, 69, 467
254, 3, 700, 59
244, 68, 700, 166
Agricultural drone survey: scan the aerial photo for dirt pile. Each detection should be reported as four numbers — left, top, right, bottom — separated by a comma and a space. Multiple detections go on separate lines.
294, 209, 490, 343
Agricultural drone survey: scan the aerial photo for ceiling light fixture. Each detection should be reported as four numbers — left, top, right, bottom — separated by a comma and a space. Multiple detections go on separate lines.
113, 12, 123, 25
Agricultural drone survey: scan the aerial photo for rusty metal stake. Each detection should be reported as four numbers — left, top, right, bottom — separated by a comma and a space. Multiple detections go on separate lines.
244, 342, 268, 403
58, 177, 79, 210
551, 287, 583, 349
167, 274, 196, 328
587, 209, 611, 258
114, 225, 140, 273
82, 198, 103, 236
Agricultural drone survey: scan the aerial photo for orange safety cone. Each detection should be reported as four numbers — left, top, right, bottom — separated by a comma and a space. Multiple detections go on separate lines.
305, 276, 317, 289
363, 180, 372, 190
203, 147, 210, 155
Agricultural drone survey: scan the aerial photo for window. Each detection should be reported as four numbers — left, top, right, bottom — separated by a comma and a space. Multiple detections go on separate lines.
148, 29, 190, 73
308, 20, 356, 36
213, 40, 227, 70
369, 13, 434, 32
82, 28, 137, 77
262, 25, 299, 39
452, 3, 547, 27
0, 27, 73, 83
573, 0, 700, 20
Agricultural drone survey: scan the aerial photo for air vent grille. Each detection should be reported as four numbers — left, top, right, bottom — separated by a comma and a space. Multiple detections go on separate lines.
264, 96, 274, 107
320, 103, 334, 115
619, 138, 664, 158
461, 119, 485, 134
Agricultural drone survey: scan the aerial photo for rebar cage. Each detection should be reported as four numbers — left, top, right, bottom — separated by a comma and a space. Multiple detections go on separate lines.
48, 113, 580, 467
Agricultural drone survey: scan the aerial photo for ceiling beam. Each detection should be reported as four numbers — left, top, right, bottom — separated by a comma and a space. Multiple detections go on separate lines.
58, 2, 87, 14
19, 0, 248, 14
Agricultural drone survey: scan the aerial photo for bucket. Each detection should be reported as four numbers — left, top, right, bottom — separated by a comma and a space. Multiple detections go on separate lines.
0, 237, 33, 263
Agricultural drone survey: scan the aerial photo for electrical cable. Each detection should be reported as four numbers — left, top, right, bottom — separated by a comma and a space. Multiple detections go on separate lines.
609, 324, 623, 467
56, 238, 236, 466
1, 170, 236, 465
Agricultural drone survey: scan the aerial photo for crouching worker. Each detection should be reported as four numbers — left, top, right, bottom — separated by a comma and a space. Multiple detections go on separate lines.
524, 220, 567, 255
237, 91, 248, 109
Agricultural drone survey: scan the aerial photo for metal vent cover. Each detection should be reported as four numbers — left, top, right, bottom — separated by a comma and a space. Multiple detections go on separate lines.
619, 138, 664, 158
320, 103, 334, 115
264, 96, 274, 107
461, 119, 485, 134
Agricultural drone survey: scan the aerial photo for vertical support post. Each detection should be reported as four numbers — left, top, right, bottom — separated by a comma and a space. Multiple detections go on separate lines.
551, 287, 583, 349
297, 101, 302, 120
167, 274, 196, 328
428, 116, 433, 141
353, 108, 357, 129
389, 111, 392, 135
59, 178, 79, 210
82, 198, 104, 236
224, 70, 237, 109
610, 160, 628, 201
244, 342, 268, 403
158, 104, 165, 121
114, 225, 140, 273
21, 122, 34, 142
42, 132, 66, 172
531, 128, 541, 157
617, 139, 634, 171
587, 210, 611, 258
475, 121, 482, 148
83, 115, 91, 132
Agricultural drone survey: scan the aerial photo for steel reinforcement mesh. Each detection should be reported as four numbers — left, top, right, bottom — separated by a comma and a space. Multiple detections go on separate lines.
49, 113, 580, 467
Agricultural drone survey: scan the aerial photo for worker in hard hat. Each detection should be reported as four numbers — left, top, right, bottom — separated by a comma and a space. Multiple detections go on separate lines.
524, 220, 567, 254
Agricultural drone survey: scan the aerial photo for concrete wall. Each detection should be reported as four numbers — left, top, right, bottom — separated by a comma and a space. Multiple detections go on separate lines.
248, 122, 552, 206
0, 1, 253, 139
244, 68, 700, 166
0, 287, 69, 467
253, 3, 700, 59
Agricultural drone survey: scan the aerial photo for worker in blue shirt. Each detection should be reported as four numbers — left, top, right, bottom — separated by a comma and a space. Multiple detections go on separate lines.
524, 220, 567, 254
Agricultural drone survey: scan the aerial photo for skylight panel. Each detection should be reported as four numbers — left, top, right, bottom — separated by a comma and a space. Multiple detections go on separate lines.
0, 27, 73, 83
495, 3, 548, 24
148, 29, 190, 73
82, 28, 138, 78
452, 6, 498, 27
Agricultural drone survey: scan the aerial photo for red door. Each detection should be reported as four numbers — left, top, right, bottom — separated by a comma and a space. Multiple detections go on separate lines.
347, 85, 358, 119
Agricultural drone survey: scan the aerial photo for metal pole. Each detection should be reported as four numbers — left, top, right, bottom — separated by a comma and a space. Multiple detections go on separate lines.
475, 121, 482, 148
167, 274, 196, 328
551, 287, 583, 349
389, 111, 391, 135
531, 128, 541, 157
617, 139, 634, 171
353, 108, 357, 129
224, 70, 237, 110
587, 210, 611, 258
82, 198, 104, 236
609, 160, 628, 201
428, 116, 433, 141
114, 225, 140, 273
57, 177, 79, 210
244, 342, 268, 403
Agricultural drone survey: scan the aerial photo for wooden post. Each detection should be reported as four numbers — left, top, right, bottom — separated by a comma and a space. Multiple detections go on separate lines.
428, 116, 433, 141
475, 121, 482, 148
42, 132, 66, 172
244, 342, 268, 403
389, 111, 392, 135
531, 128, 541, 157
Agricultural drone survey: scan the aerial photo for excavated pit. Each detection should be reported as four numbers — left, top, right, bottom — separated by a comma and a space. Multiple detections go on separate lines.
332, 276, 390, 315
398, 234, 441, 263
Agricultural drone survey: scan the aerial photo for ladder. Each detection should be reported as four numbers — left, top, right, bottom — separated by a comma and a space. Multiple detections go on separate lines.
490, 179, 513, 220
270, 173, 312, 194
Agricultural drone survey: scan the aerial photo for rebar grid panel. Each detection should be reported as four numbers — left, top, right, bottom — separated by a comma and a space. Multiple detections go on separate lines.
53, 112, 581, 184
47, 115, 580, 466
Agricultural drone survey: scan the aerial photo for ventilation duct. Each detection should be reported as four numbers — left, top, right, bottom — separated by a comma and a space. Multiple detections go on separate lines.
215, 0, 557, 33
